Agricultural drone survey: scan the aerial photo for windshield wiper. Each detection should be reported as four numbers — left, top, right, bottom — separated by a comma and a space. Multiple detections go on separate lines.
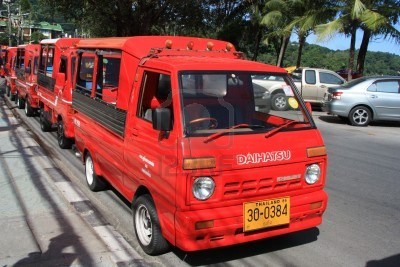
264, 120, 305, 138
204, 124, 265, 143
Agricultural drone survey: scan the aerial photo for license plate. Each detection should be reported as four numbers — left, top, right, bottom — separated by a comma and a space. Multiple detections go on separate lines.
243, 197, 290, 232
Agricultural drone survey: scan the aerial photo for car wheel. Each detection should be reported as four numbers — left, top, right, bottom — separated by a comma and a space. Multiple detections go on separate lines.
17, 95, 25, 109
57, 120, 73, 149
24, 98, 35, 117
6, 85, 10, 97
10, 92, 16, 101
39, 108, 52, 132
349, 106, 371, 126
271, 93, 288, 111
85, 152, 106, 191
133, 195, 169, 255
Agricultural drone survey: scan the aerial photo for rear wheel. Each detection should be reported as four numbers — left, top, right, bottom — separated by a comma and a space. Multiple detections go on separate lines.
10, 92, 16, 101
39, 108, 52, 132
133, 195, 169, 255
349, 106, 371, 126
6, 85, 10, 97
271, 93, 288, 111
85, 152, 106, 191
57, 119, 73, 149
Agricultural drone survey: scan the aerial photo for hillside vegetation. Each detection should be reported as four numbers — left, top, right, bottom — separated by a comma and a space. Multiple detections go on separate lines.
258, 42, 400, 76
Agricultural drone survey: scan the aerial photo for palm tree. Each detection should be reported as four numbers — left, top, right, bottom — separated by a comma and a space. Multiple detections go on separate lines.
356, 0, 400, 75
261, 0, 294, 67
316, 0, 400, 79
284, 0, 336, 68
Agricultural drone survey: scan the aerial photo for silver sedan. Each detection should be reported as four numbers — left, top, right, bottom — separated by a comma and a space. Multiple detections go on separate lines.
323, 76, 400, 126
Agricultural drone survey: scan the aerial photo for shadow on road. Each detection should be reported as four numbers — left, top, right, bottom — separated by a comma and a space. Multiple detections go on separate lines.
366, 253, 400, 267
173, 227, 320, 266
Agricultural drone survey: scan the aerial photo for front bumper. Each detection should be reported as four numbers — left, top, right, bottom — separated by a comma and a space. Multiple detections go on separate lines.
174, 190, 328, 251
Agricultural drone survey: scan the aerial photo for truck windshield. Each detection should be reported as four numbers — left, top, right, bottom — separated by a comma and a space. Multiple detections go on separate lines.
180, 72, 313, 137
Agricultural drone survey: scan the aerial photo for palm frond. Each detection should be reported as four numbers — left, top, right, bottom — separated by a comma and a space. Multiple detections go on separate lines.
315, 19, 345, 41
361, 10, 387, 31
352, 0, 366, 19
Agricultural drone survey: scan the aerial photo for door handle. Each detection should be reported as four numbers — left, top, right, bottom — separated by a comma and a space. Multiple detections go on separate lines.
131, 128, 139, 136
370, 95, 378, 99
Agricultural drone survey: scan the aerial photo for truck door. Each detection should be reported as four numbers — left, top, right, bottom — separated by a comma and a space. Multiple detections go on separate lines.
366, 79, 400, 120
301, 69, 317, 102
124, 69, 178, 226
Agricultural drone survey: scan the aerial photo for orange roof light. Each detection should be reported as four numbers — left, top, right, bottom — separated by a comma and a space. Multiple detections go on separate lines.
206, 42, 214, 51
226, 43, 234, 51
165, 39, 173, 49
187, 41, 194, 50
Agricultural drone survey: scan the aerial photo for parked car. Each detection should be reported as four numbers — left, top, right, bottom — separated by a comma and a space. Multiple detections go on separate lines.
253, 68, 345, 111
323, 76, 400, 126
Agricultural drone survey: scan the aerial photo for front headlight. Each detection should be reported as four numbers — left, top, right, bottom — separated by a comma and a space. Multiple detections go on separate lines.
192, 177, 215, 200
305, 164, 321, 184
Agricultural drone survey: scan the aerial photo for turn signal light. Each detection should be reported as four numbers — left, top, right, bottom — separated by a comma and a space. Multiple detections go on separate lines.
195, 220, 214, 230
310, 201, 322, 210
307, 146, 326, 157
183, 157, 216, 170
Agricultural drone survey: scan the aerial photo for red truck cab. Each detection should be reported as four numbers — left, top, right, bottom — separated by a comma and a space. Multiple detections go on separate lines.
72, 36, 328, 255
4, 47, 17, 100
37, 38, 80, 148
14, 44, 40, 116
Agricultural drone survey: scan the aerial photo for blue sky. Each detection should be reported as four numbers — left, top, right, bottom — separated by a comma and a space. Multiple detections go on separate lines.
298, 23, 400, 56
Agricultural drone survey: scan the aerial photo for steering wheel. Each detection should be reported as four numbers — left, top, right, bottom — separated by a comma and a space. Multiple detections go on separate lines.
189, 118, 218, 129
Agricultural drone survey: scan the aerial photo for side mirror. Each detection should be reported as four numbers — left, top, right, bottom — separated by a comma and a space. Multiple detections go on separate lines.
152, 108, 171, 131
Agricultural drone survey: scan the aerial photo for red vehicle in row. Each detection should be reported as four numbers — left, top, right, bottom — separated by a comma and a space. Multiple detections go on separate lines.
70, 36, 328, 255
37, 38, 80, 148
14, 44, 40, 116
4, 46, 17, 100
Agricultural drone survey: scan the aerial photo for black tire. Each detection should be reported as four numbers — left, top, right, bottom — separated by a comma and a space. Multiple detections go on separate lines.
57, 119, 73, 149
133, 195, 170, 255
85, 152, 106, 191
271, 93, 288, 111
349, 106, 371, 127
10, 92, 16, 101
6, 85, 10, 97
39, 108, 52, 132
17, 95, 25, 109
24, 98, 35, 117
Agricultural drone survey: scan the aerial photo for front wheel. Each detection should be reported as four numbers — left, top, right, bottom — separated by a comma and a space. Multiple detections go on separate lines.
6, 85, 10, 97
57, 120, 73, 149
133, 195, 169, 255
349, 106, 371, 126
85, 152, 106, 191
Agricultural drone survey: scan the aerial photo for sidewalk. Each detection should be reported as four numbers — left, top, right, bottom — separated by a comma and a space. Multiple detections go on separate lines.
0, 90, 145, 266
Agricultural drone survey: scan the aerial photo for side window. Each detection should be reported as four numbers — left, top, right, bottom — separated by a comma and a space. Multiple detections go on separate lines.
374, 81, 399, 93
46, 47, 55, 76
305, 70, 316, 84
77, 56, 95, 95
95, 55, 121, 104
59, 57, 67, 80
39, 46, 47, 73
34, 56, 38, 75
320, 72, 343, 84
26, 59, 32, 73
137, 71, 172, 123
